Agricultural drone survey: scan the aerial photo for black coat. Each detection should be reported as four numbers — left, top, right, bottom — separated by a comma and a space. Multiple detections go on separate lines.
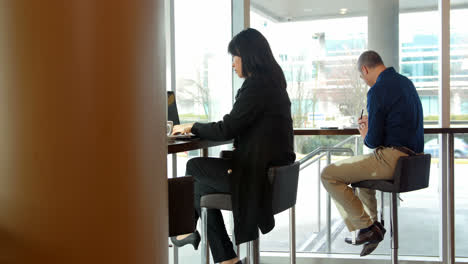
191, 75, 296, 244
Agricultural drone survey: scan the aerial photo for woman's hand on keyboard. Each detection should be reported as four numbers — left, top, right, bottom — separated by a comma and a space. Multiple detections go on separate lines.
172, 123, 194, 135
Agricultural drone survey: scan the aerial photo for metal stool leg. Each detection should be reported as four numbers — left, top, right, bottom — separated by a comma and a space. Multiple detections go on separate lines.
380, 191, 385, 226
289, 206, 296, 264
230, 214, 239, 256
390, 192, 398, 264
351, 188, 357, 245
248, 239, 259, 264
201, 207, 210, 264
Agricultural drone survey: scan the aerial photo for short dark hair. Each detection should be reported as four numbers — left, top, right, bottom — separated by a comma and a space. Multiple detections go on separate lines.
357, 50, 384, 71
228, 28, 287, 89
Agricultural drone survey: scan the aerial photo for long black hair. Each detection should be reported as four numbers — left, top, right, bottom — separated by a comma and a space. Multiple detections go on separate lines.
228, 28, 287, 89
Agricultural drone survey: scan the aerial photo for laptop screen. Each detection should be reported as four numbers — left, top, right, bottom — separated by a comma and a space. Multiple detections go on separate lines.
167, 91, 180, 125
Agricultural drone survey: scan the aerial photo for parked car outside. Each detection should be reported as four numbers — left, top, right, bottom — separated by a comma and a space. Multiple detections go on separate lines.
424, 137, 468, 158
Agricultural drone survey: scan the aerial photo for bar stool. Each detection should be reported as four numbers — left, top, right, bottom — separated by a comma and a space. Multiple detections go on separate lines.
200, 161, 300, 264
352, 153, 431, 264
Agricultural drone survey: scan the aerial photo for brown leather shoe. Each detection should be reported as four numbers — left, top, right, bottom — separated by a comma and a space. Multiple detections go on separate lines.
360, 241, 380, 257
344, 224, 384, 245
345, 221, 387, 245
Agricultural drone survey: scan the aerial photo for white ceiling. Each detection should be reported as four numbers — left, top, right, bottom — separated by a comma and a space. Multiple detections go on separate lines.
251, 0, 468, 22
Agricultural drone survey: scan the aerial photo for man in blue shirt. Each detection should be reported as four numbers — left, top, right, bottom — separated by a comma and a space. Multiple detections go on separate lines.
321, 50, 424, 256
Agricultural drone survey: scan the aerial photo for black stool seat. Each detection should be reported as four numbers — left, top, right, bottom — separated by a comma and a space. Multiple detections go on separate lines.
200, 161, 300, 212
352, 154, 431, 192
200, 193, 232, 210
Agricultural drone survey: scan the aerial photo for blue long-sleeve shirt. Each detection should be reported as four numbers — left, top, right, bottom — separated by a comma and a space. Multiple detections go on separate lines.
364, 67, 424, 153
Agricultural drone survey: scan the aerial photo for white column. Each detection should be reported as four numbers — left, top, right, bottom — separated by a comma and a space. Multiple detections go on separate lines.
0, 1, 168, 263
232, 0, 250, 35
438, 1, 452, 263
439, 0, 451, 128
166, 0, 176, 93
368, 0, 399, 71
232, 0, 250, 101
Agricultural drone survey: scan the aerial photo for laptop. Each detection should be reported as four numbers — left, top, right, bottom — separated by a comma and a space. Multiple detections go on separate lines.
167, 91, 198, 140
167, 91, 180, 125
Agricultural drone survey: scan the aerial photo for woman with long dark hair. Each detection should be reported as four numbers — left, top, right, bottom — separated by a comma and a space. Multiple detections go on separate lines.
171, 28, 295, 264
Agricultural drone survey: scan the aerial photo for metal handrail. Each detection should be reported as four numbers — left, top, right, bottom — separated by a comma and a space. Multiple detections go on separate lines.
300, 147, 354, 170
298, 135, 359, 170
334, 135, 360, 148
299, 147, 354, 166
294, 134, 360, 254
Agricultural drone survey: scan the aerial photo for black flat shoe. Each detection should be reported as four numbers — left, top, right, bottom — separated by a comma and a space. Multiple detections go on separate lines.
170, 231, 201, 250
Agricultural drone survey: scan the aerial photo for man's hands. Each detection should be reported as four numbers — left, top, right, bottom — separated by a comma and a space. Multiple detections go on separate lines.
358, 115, 368, 139
172, 123, 194, 135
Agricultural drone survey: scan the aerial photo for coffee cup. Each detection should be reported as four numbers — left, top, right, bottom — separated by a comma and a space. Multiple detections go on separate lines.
167, 121, 173, 136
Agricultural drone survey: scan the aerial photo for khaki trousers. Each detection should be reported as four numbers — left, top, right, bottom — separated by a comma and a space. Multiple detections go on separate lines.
321, 147, 407, 231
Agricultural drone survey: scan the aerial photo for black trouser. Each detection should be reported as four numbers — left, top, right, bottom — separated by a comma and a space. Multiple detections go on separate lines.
186, 157, 237, 263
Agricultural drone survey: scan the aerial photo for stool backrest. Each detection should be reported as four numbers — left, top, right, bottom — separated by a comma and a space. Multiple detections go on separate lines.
268, 161, 300, 215
393, 153, 431, 193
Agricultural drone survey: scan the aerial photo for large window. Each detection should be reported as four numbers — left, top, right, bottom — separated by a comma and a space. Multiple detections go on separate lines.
400, 8, 440, 126
398, 4, 441, 257
450, 7, 468, 126
252, 0, 448, 260
174, 0, 232, 124
251, 9, 370, 255
451, 4, 468, 259
251, 12, 367, 131
167, 0, 467, 263
168, 1, 232, 262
